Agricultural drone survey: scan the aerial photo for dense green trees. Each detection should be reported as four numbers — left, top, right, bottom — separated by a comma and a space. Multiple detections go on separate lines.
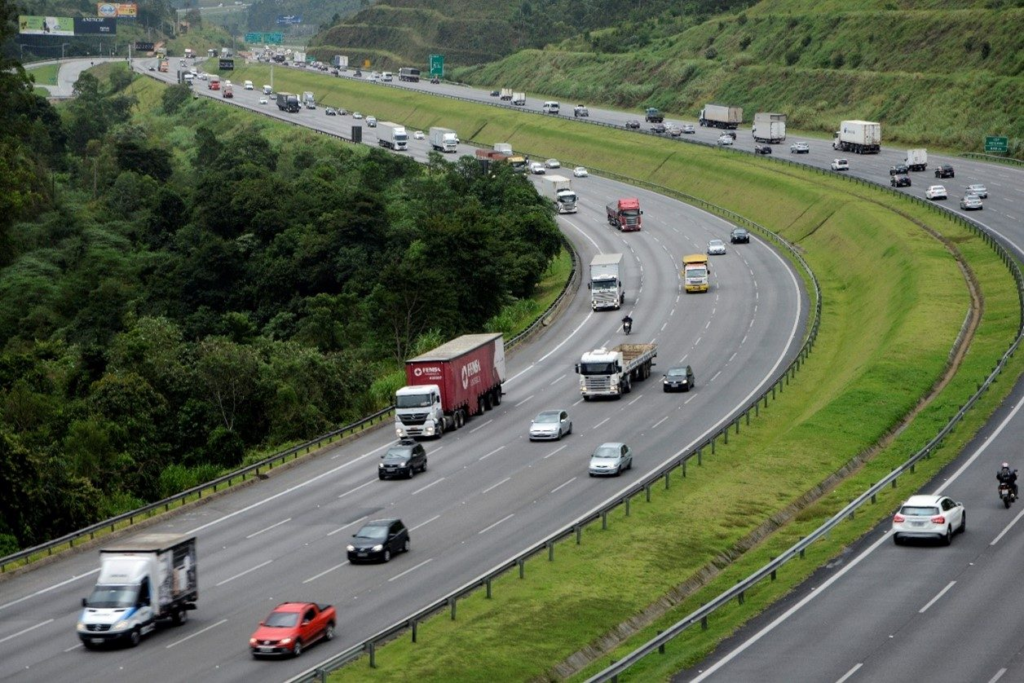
0, 62, 561, 551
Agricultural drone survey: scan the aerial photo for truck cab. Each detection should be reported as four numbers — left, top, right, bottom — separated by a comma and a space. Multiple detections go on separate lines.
395, 384, 445, 439
682, 254, 710, 293
577, 344, 657, 399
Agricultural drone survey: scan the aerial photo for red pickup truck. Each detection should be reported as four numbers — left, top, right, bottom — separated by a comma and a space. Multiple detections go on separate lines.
606, 198, 643, 231
249, 602, 336, 658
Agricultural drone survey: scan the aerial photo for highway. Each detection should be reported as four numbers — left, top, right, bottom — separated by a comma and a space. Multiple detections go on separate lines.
0, 59, 806, 682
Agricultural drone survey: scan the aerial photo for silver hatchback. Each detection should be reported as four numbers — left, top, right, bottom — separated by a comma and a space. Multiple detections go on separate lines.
529, 410, 572, 441
588, 443, 633, 477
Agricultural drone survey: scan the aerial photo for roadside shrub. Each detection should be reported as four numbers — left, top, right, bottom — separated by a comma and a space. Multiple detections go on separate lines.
785, 50, 800, 66
705, 47, 718, 60
740, 36, 752, 51
981, 41, 991, 59
831, 52, 846, 69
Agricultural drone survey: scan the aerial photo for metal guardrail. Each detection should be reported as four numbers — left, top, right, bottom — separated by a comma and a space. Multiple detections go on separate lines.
587, 181, 1024, 682
960, 152, 1023, 167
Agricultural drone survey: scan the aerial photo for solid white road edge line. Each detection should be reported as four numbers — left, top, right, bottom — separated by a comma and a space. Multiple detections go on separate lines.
165, 619, 228, 649
918, 581, 956, 613
835, 663, 863, 683
215, 560, 272, 587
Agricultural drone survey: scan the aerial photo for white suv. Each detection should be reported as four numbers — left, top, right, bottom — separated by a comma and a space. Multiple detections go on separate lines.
892, 494, 965, 545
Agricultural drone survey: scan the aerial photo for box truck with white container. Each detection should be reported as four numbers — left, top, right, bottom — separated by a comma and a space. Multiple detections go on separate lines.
832, 120, 881, 154
699, 104, 743, 129
589, 254, 625, 310
752, 112, 787, 143
377, 122, 408, 151
428, 127, 459, 153
543, 175, 577, 214
905, 148, 927, 171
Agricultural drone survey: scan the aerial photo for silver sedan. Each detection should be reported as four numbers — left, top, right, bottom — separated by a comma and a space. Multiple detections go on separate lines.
529, 410, 572, 441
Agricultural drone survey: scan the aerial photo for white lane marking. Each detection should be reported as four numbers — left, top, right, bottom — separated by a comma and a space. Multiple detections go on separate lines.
515, 395, 535, 407
551, 477, 577, 493
0, 619, 54, 645
741, 334, 748, 345
728, 353, 737, 363
919, 581, 956, 613
333, 440, 391, 461
388, 558, 434, 582
479, 446, 505, 461
410, 515, 440, 531
990, 505, 1024, 545
327, 516, 367, 537
338, 479, 376, 499
988, 668, 1007, 683
652, 416, 669, 429
544, 445, 568, 459
835, 663, 863, 683
64, 643, 82, 652
470, 419, 494, 433
0, 569, 99, 613
482, 477, 511, 494
215, 560, 272, 587
629, 394, 644, 406
303, 561, 349, 584
661, 322, 668, 331
550, 374, 567, 386
165, 618, 228, 649
246, 518, 291, 539
594, 417, 610, 429
413, 477, 446, 495
478, 514, 515, 535
935, 398, 1024, 496
688, 532, 890, 682
710, 371, 722, 382
186, 443, 387, 535
705, 320, 711, 329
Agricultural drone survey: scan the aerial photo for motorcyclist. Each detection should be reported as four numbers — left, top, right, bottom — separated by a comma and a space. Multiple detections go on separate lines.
621, 315, 633, 334
997, 462, 1018, 499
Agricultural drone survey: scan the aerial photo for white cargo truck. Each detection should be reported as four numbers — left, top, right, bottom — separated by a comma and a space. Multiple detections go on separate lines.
905, 148, 928, 172
589, 254, 624, 310
500, 88, 513, 101
332, 55, 349, 68
543, 174, 577, 214
78, 534, 197, 648
302, 91, 315, 109
512, 92, 526, 106
576, 343, 658, 399
699, 104, 743, 129
832, 120, 881, 154
752, 112, 787, 143
493, 142, 513, 156
429, 127, 459, 153
378, 121, 408, 151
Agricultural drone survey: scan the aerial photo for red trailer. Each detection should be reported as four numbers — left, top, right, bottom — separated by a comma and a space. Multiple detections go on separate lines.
606, 198, 643, 231
395, 334, 506, 439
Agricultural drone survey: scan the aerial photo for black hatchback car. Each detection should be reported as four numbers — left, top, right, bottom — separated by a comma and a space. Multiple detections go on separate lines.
730, 228, 750, 243
651, 123, 667, 134
935, 164, 955, 179
379, 441, 427, 479
891, 174, 912, 188
347, 519, 410, 563
662, 365, 696, 392
889, 164, 909, 176
754, 144, 772, 155
625, 120, 641, 130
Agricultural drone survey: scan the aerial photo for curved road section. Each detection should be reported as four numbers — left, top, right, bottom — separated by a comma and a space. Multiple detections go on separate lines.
0, 60, 806, 682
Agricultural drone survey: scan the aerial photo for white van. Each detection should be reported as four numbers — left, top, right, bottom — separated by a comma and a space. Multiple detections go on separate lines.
381, 72, 393, 82
542, 101, 561, 115
263, 84, 273, 94
244, 80, 253, 90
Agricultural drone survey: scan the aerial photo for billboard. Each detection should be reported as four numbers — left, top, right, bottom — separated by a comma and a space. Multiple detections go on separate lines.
276, 14, 301, 24
97, 3, 138, 18
18, 15, 75, 36
219, 59, 234, 70
75, 17, 117, 34
135, 41, 154, 51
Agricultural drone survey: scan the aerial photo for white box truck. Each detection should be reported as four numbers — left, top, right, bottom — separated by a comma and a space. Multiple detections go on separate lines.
543, 174, 577, 214
429, 127, 459, 153
378, 121, 408, 151
905, 148, 927, 171
302, 91, 315, 109
493, 142, 513, 156
78, 534, 197, 648
832, 120, 881, 154
500, 88, 513, 101
752, 112, 787, 144
512, 92, 526, 106
589, 254, 624, 310
699, 104, 743, 129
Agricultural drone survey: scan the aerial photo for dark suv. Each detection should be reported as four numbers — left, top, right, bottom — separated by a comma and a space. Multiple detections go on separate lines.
889, 164, 909, 176
934, 164, 955, 179
347, 519, 410, 563
730, 228, 750, 243
891, 174, 911, 188
379, 440, 427, 479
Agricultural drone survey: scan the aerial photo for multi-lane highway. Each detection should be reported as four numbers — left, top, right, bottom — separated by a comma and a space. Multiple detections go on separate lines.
0, 59, 806, 682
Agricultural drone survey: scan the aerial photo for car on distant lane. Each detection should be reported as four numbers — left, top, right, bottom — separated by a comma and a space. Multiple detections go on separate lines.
681, 123, 695, 134
892, 494, 965, 545
529, 410, 572, 441
891, 174, 911, 188
730, 227, 750, 244
935, 164, 955, 178
545, 158, 561, 169
790, 141, 809, 154
707, 239, 727, 255
830, 158, 849, 171
662, 365, 695, 393
625, 120, 641, 130
588, 443, 633, 477
413, 130, 425, 139
530, 161, 546, 175
890, 163, 909, 176
717, 134, 734, 146
573, 166, 589, 178
754, 144, 772, 155
325, 107, 336, 116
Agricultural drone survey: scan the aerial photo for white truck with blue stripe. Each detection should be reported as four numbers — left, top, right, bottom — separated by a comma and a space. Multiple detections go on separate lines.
78, 534, 197, 648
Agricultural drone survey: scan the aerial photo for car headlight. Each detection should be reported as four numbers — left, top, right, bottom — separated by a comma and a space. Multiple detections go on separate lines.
280, 637, 292, 645
249, 637, 258, 646
346, 544, 355, 551
77, 622, 88, 632
379, 463, 385, 468
396, 428, 405, 437
372, 544, 384, 552
112, 618, 131, 631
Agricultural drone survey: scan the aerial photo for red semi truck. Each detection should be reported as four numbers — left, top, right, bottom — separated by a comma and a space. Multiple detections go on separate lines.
395, 333, 506, 439
606, 198, 643, 231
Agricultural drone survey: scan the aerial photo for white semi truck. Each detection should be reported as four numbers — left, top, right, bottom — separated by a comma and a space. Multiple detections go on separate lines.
512, 92, 526, 106
589, 254, 624, 310
78, 534, 197, 648
576, 343, 658, 399
429, 127, 459, 153
543, 174, 577, 214
377, 121, 408, 151
833, 120, 881, 154
302, 91, 315, 109
752, 112, 787, 143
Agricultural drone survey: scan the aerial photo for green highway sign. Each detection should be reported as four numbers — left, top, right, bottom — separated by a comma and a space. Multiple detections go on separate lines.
244, 32, 261, 42
429, 54, 444, 77
244, 32, 283, 45
985, 136, 1008, 153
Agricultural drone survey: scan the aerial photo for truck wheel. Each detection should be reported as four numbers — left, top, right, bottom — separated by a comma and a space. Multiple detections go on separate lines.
483, 393, 493, 411
173, 608, 188, 626
493, 389, 502, 406
129, 628, 141, 648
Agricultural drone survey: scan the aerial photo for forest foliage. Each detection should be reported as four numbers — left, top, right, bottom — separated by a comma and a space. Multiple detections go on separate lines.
0, 43, 561, 553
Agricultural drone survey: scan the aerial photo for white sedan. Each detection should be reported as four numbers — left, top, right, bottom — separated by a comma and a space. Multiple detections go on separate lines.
258, 96, 268, 105
528, 410, 572, 441
790, 141, 810, 153
545, 158, 561, 169
707, 239, 727, 255
573, 166, 589, 178
925, 185, 948, 200
413, 130, 425, 139
530, 162, 546, 175
892, 494, 965, 545
352, 112, 363, 119
716, 135, 734, 146
965, 183, 988, 198
830, 159, 849, 171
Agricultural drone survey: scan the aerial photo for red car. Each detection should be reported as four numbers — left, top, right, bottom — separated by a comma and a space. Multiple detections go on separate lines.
249, 602, 336, 658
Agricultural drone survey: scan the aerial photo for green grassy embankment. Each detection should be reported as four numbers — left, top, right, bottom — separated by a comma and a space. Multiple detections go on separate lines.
178, 67, 1024, 682
26, 63, 59, 86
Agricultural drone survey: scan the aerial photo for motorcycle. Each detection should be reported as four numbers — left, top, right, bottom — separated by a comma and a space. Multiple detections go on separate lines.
622, 319, 632, 335
999, 481, 1016, 508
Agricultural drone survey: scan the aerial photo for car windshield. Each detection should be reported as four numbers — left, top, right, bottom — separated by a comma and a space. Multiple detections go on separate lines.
265, 611, 300, 628
592, 446, 621, 458
86, 585, 138, 609
355, 526, 388, 541
534, 412, 560, 423
710, 241, 724, 247
621, 209, 640, 217
667, 368, 688, 377
901, 506, 939, 517
384, 449, 411, 460
686, 266, 708, 278
592, 280, 618, 291
396, 393, 432, 408
579, 362, 618, 375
